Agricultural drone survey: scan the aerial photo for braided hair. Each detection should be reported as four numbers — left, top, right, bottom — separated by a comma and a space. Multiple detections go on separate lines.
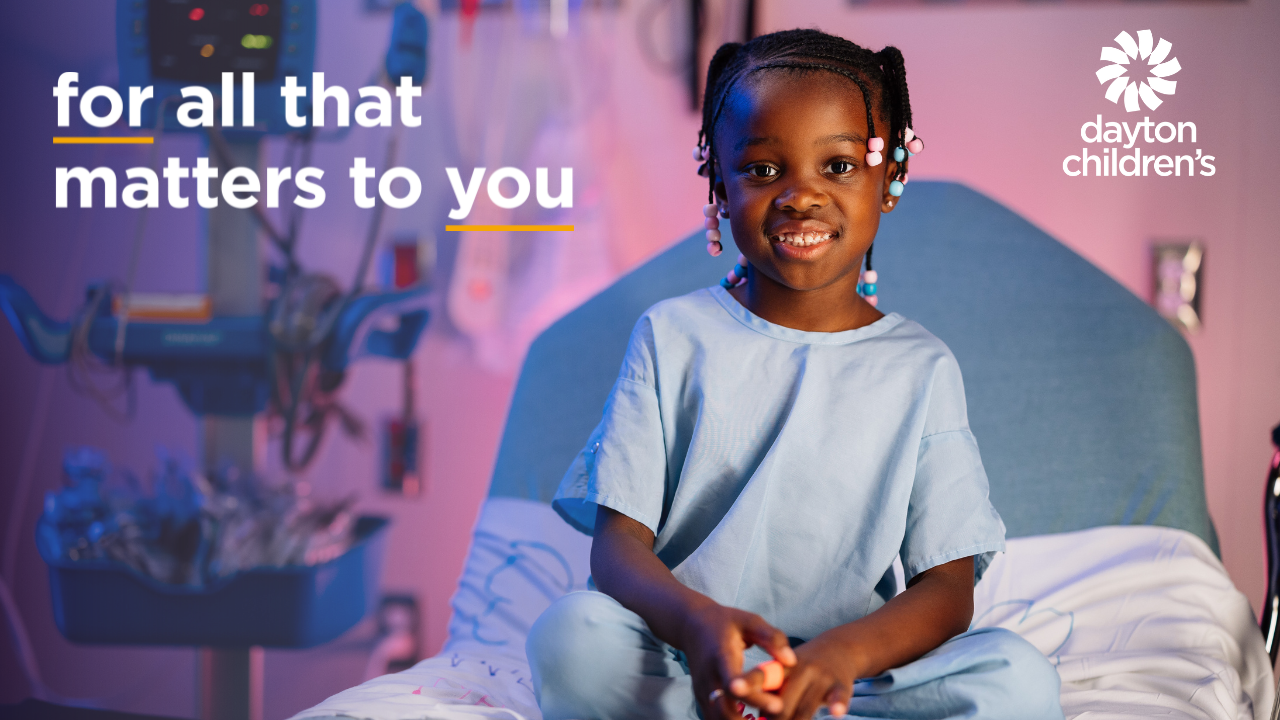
696, 28, 915, 206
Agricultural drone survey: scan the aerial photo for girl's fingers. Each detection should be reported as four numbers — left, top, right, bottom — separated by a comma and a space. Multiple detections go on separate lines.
775, 666, 822, 720
701, 676, 743, 720
743, 616, 797, 666
717, 644, 745, 695
718, 690, 746, 720
711, 681, 742, 717
728, 667, 783, 715
825, 682, 853, 718
791, 683, 829, 720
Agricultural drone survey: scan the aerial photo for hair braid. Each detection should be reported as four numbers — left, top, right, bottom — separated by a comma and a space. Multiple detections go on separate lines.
874, 46, 912, 184
698, 42, 744, 186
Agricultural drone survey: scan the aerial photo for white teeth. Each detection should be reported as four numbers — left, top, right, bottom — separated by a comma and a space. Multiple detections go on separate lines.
773, 232, 833, 247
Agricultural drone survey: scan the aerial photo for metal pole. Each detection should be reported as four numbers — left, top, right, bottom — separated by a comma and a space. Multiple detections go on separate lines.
199, 647, 264, 720
196, 136, 264, 720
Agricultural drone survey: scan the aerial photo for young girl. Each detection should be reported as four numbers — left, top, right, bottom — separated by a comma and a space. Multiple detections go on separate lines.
525, 29, 1063, 720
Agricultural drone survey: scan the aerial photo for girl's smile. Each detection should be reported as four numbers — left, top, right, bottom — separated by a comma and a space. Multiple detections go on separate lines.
770, 223, 838, 261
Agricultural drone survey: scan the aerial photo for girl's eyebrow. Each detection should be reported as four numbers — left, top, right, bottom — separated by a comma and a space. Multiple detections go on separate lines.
734, 132, 867, 152
818, 133, 866, 145
735, 136, 774, 151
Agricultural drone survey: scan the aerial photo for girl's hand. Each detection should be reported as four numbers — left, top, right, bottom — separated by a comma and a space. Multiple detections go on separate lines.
732, 634, 859, 720
682, 603, 797, 720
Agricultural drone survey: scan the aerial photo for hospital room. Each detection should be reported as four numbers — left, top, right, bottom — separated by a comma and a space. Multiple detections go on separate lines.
1, 0, 1279, 719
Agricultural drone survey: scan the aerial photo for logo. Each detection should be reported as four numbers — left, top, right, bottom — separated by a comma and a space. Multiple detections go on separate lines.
1062, 30, 1213, 178
1096, 30, 1180, 112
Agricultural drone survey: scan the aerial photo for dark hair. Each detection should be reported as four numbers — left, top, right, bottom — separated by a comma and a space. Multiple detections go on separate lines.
696, 28, 915, 201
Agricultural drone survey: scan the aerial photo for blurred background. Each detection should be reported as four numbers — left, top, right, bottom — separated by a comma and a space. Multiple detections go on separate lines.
0, 0, 1277, 717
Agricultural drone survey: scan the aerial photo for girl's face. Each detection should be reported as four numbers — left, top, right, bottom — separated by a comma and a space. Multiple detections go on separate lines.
714, 71, 899, 295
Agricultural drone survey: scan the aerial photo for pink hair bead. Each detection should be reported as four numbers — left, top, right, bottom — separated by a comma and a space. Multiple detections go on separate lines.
707, 241, 722, 256
906, 138, 924, 154
738, 253, 747, 265
904, 127, 915, 142
866, 151, 883, 167
727, 269, 740, 284
867, 137, 884, 152
706, 228, 722, 243
704, 217, 720, 231
901, 174, 909, 185
693, 146, 703, 161
702, 147, 711, 161
866, 295, 879, 307
863, 269, 877, 283
703, 203, 719, 218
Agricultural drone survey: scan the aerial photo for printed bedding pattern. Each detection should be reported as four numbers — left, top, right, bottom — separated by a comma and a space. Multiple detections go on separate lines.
290, 498, 1274, 720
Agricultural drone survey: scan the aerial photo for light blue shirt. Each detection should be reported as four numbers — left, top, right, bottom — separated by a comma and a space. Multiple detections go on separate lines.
552, 285, 1005, 640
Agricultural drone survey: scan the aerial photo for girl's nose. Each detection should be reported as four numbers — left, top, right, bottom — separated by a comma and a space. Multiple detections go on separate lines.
775, 173, 827, 212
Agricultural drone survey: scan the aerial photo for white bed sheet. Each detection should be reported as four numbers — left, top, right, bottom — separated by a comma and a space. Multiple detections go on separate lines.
290, 498, 1274, 720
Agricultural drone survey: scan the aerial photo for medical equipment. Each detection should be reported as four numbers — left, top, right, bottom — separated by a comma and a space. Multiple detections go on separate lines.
38, 447, 389, 647
1, 3, 429, 719
116, 0, 317, 135
378, 237, 430, 496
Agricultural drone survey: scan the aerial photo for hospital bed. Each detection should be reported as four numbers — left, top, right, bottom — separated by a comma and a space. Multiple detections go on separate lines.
292, 181, 1273, 720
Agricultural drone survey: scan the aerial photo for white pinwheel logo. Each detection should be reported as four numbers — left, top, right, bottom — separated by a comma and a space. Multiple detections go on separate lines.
1096, 30, 1180, 112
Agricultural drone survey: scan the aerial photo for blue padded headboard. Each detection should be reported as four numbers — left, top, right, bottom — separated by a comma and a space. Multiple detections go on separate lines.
488, 181, 1217, 551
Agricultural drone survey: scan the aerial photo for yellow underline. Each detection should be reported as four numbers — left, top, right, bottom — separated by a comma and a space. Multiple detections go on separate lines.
53, 137, 154, 144
446, 225, 574, 232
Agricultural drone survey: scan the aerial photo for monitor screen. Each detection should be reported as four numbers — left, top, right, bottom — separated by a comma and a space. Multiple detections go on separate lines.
149, 0, 283, 83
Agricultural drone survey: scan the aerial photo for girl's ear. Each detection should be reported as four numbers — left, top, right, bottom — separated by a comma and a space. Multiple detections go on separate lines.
880, 158, 902, 213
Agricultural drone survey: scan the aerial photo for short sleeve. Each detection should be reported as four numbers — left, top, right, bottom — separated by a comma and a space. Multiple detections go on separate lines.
900, 355, 1006, 583
552, 318, 668, 536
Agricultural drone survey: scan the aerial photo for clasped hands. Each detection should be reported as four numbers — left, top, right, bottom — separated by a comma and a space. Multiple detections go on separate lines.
682, 602, 860, 720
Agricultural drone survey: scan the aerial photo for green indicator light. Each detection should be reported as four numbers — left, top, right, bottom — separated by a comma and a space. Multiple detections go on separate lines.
241, 34, 274, 49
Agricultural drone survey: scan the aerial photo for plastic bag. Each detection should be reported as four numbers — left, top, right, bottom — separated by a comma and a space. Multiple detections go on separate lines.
37, 447, 356, 587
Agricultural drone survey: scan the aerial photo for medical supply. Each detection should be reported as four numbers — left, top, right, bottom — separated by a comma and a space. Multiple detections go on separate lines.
37, 446, 357, 587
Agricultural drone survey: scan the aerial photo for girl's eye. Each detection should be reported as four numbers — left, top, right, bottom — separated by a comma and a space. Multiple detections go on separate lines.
747, 165, 778, 178
827, 160, 854, 174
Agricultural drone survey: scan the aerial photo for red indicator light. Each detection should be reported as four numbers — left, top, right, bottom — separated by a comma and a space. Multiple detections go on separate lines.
189, 7, 204, 20
249, 4, 269, 16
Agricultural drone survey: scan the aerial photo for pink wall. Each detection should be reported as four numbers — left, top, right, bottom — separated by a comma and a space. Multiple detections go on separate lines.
2, 1, 1277, 718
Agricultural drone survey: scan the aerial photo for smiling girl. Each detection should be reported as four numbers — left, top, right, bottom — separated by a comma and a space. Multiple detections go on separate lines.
525, 29, 1064, 720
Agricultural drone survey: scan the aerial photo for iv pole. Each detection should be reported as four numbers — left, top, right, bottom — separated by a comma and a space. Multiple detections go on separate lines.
198, 137, 264, 720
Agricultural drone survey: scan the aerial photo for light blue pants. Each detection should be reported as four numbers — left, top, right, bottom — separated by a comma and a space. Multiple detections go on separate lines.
526, 591, 1063, 720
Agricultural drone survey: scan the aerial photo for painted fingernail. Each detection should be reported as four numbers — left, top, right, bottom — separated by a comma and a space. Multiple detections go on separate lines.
830, 702, 848, 717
